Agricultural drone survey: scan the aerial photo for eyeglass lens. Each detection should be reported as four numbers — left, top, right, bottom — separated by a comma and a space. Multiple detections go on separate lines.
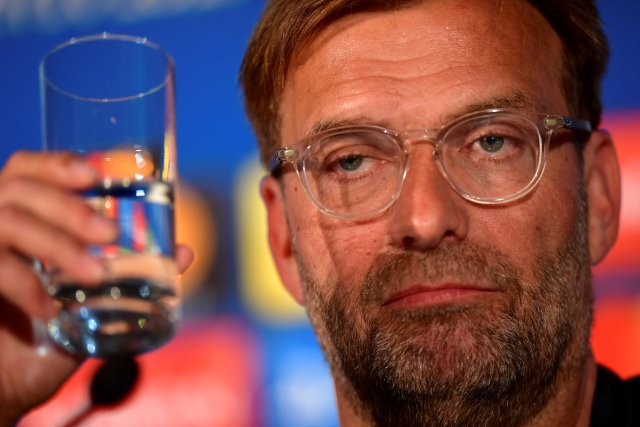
301, 112, 543, 217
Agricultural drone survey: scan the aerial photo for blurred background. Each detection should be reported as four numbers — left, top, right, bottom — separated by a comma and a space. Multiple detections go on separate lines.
0, 0, 638, 425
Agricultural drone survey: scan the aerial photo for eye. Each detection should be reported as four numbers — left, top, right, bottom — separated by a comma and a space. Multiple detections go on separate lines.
464, 127, 527, 161
478, 135, 505, 153
308, 129, 402, 183
337, 155, 364, 172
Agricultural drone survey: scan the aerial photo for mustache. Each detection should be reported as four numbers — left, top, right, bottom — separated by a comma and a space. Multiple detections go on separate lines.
359, 241, 523, 305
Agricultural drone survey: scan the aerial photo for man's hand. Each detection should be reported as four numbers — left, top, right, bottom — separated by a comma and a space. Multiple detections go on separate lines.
0, 151, 192, 425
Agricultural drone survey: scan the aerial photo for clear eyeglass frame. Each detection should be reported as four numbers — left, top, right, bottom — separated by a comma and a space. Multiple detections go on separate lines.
268, 108, 592, 220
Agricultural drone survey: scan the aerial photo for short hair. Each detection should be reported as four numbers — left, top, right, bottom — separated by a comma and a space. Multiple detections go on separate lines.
240, 0, 609, 166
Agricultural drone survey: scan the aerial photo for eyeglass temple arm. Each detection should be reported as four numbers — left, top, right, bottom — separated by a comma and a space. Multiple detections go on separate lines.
268, 148, 297, 177
563, 116, 592, 133
267, 156, 282, 175
544, 116, 592, 133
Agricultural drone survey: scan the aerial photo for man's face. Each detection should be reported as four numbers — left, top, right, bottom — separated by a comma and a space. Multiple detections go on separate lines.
272, 0, 593, 425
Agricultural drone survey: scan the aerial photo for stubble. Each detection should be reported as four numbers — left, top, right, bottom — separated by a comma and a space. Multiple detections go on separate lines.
296, 193, 592, 427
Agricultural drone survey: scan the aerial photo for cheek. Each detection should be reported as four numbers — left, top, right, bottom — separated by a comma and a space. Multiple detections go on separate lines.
321, 222, 387, 281
289, 202, 387, 285
472, 148, 582, 271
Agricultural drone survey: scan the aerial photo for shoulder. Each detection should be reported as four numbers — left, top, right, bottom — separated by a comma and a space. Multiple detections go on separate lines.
591, 364, 640, 427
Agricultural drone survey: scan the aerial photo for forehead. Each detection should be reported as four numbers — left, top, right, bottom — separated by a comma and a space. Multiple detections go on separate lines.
280, 0, 565, 139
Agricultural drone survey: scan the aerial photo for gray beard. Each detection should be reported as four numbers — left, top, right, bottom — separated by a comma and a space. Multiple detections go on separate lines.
296, 194, 592, 427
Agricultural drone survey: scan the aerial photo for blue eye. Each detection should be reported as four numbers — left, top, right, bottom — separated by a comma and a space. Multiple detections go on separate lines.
479, 135, 505, 153
338, 155, 364, 171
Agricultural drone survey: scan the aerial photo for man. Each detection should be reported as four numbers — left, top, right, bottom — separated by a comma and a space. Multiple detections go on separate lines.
240, 0, 627, 425
0, 0, 628, 426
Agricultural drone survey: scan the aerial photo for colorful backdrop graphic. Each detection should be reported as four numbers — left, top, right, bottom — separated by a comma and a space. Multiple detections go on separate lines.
0, 1, 638, 426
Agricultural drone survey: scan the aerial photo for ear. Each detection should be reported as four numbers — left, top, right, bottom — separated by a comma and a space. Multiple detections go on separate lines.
260, 176, 305, 304
583, 129, 621, 265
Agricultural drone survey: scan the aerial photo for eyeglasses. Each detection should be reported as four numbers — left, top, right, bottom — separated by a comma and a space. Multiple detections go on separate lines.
268, 109, 591, 220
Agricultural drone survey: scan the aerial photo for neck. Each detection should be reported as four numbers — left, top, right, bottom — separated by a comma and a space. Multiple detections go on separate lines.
525, 352, 597, 427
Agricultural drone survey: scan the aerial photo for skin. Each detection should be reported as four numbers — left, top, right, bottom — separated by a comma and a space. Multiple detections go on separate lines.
261, 0, 621, 425
0, 152, 193, 425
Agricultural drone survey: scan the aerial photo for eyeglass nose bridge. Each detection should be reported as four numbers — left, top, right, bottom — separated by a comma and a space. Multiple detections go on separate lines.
395, 128, 444, 163
397, 128, 439, 144
395, 125, 455, 180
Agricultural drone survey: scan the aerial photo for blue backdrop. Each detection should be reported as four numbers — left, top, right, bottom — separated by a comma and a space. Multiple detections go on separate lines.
0, 1, 638, 426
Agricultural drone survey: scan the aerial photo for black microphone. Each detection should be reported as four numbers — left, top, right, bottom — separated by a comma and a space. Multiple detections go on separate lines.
62, 356, 140, 427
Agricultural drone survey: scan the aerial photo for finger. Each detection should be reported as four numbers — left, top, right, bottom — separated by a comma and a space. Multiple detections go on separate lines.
0, 177, 118, 244
0, 207, 105, 284
176, 244, 194, 275
0, 251, 54, 319
1, 151, 98, 190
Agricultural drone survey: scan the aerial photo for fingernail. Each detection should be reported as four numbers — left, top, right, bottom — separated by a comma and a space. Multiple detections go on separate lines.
68, 159, 99, 181
91, 215, 119, 240
82, 252, 106, 281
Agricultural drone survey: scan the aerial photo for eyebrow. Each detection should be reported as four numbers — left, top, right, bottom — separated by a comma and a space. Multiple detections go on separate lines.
307, 90, 545, 137
310, 116, 372, 134
451, 90, 544, 119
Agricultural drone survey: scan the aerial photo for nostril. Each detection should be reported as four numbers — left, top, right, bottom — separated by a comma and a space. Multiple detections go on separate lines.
401, 236, 417, 249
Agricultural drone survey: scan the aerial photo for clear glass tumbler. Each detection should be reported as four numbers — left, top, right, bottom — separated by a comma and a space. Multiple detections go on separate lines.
39, 33, 180, 357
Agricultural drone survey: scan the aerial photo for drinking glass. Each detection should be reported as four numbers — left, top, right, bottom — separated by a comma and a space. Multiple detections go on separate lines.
39, 33, 180, 357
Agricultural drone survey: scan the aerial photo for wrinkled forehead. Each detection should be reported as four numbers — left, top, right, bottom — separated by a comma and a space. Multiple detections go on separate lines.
289, 0, 560, 77
281, 0, 565, 136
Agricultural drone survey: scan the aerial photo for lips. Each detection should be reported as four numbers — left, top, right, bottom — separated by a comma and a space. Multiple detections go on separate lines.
382, 283, 500, 308
359, 244, 515, 310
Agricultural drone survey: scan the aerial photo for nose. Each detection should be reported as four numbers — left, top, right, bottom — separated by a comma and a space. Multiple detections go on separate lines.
386, 147, 469, 250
